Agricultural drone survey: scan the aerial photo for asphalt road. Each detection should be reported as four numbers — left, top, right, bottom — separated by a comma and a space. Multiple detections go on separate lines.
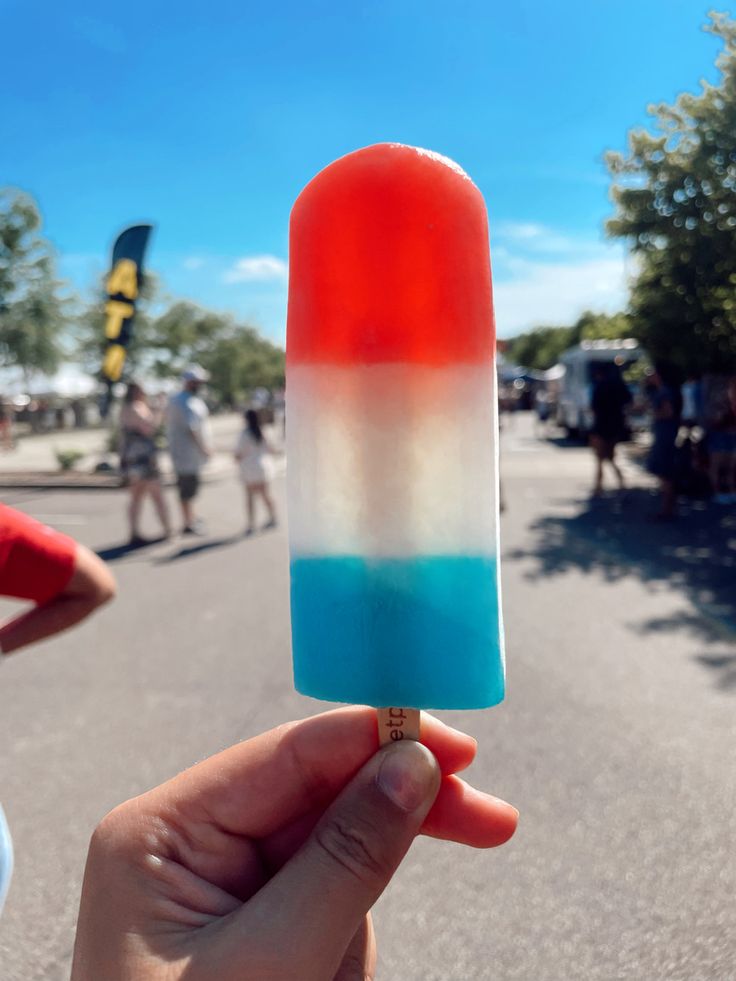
1, 415, 734, 980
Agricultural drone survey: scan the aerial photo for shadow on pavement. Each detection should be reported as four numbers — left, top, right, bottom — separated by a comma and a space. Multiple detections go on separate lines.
694, 653, 736, 691
505, 487, 736, 670
154, 535, 243, 564
544, 432, 587, 448
632, 609, 736, 691
96, 537, 168, 562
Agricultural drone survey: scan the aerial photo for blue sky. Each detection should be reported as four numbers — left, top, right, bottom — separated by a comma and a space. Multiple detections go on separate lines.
2, 0, 724, 343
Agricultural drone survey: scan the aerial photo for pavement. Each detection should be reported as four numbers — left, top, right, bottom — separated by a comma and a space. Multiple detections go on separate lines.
0, 413, 734, 980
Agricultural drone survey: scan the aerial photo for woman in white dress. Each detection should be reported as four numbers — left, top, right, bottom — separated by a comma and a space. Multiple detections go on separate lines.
235, 409, 278, 535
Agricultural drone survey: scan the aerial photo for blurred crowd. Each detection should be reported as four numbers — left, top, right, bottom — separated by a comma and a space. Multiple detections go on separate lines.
0, 396, 101, 446
505, 361, 736, 519
117, 366, 282, 544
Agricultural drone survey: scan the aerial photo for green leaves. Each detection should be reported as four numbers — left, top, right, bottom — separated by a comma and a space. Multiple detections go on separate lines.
0, 188, 66, 378
506, 312, 632, 371
144, 301, 284, 402
606, 11, 736, 373
76, 284, 284, 405
2, 188, 285, 400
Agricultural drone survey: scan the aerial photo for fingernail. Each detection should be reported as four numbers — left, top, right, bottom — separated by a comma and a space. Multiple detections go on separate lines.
496, 799, 520, 822
377, 741, 439, 812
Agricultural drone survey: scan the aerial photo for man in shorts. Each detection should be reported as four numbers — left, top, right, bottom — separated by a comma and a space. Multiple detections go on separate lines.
166, 366, 212, 535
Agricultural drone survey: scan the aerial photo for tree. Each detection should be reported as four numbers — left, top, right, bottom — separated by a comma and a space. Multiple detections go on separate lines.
506, 325, 577, 371
606, 11, 736, 373
148, 303, 284, 403
146, 301, 231, 378
201, 331, 285, 404
0, 188, 67, 380
77, 289, 285, 402
576, 310, 633, 342
505, 311, 632, 370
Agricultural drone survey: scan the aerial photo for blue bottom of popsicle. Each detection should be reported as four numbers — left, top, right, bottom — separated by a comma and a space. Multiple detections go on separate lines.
290, 555, 504, 709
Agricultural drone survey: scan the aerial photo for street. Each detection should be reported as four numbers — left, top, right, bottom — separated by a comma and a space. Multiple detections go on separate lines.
1, 414, 734, 980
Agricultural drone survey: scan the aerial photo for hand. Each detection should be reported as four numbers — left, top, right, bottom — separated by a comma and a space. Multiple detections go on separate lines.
71, 707, 517, 980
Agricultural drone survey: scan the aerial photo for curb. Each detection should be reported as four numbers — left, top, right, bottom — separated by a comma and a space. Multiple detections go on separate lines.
0, 473, 122, 491
0, 467, 234, 492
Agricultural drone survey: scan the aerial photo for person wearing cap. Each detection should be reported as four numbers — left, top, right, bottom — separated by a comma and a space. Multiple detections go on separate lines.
166, 367, 212, 534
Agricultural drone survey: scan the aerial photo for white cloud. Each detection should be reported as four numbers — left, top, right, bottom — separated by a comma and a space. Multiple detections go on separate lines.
488, 219, 633, 334
211, 225, 627, 338
493, 254, 630, 337
182, 256, 206, 270
494, 221, 598, 256
498, 221, 548, 241
223, 255, 288, 283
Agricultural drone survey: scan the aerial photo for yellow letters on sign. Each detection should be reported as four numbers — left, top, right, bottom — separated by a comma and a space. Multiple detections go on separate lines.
104, 300, 135, 339
106, 259, 138, 300
103, 344, 126, 382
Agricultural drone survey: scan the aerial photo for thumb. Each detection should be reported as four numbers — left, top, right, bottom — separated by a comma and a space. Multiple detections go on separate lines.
245, 739, 441, 979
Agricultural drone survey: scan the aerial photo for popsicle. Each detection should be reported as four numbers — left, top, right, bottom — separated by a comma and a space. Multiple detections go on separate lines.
286, 142, 504, 712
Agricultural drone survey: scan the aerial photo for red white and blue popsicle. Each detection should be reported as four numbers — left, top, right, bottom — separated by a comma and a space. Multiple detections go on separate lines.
286, 142, 504, 711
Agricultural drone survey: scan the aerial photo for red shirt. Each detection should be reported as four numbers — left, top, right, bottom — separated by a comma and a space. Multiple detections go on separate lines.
0, 504, 77, 605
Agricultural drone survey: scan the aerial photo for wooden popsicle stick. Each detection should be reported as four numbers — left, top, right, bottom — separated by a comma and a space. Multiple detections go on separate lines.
377, 707, 421, 745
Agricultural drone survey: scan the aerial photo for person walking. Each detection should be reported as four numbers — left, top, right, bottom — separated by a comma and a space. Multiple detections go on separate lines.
166, 367, 212, 535
589, 363, 632, 496
646, 364, 682, 519
681, 374, 702, 430
119, 382, 171, 545
707, 378, 736, 504
235, 408, 278, 535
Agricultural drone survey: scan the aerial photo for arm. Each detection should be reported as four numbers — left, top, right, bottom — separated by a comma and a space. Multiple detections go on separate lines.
184, 403, 211, 459
123, 403, 158, 438
191, 429, 210, 457
0, 545, 116, 655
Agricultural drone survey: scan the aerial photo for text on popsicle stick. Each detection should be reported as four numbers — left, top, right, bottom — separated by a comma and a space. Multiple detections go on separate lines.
377, 707, 421, 745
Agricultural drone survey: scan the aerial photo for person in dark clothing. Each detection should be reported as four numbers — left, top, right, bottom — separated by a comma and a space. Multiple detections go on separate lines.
707, 378, 736, 504
646, 364, 682, 519
589, 363, 632, 496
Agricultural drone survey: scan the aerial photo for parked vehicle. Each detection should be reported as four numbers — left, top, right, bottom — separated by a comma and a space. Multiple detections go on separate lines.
556, 339, 643, 437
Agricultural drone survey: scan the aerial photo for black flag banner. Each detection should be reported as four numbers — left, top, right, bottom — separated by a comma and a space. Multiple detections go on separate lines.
100, 224, 153, 393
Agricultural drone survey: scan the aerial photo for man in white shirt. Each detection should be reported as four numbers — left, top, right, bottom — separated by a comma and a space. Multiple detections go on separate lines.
166, 366, 212, 535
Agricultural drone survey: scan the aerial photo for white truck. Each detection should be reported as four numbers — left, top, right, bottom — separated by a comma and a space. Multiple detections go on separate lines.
556, 339, 643, 436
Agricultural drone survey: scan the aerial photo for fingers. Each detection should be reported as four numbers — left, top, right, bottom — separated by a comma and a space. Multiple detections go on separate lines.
422, 774, 518, 847
230, 740, 441, 980
153, 706, 477, 839
333, 915, 376, 981
261, 772, 518, 872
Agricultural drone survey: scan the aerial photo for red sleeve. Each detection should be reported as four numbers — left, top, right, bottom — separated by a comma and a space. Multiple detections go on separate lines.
0, 504, 77, 604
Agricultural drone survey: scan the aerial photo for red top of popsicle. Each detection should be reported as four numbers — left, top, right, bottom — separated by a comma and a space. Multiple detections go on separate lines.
287, 143, 495, 366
